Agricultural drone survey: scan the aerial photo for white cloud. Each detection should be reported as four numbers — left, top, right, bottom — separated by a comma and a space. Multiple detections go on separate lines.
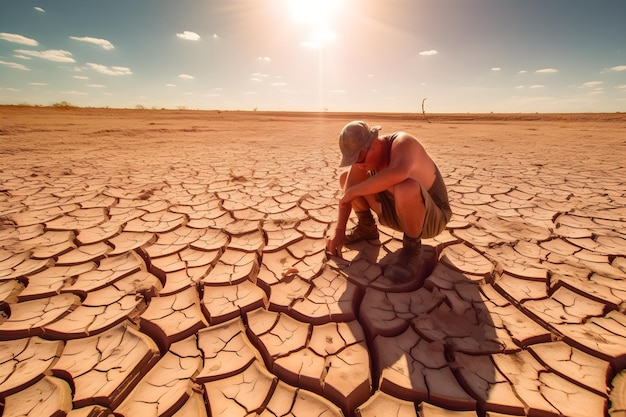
5, 88, 20, 92
518, 70, 528, 74
86, 84, 106, 88
0, 60, 30, 71
257, 56, 271, 62
529, 85, 545, 88
617, 84, 626, 90
536, 68, 558, 73
15, 49, 75, 62
73, 75, 90, 80
609, 65, 626, 72
165, 83, 176, 87
86, 62, 132, 75
212, 34, 219, 39
582, 81, 602, 88
34, 7, 45, 12
176, 31, 201, 41
70, 36, 115, 50
178, 74, 194, 79
271, 82, 287, 87
29, 82, 47, 86
61, 90, 87, 95
491, 67, 501, 71
251, 73, 270, 82
0, 33, 39, 46
419, 50, 438, 56
298, 27, 337, 49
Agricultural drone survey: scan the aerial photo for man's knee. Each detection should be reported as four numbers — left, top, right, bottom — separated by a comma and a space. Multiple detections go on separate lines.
393, 178, 423, 205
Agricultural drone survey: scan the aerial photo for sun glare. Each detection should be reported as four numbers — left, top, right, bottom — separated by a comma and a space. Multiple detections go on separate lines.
287, 0, 342, 24
286, 0, 342, 48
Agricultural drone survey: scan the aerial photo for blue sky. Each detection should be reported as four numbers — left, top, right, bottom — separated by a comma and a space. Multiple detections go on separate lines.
1, 0, 625, 112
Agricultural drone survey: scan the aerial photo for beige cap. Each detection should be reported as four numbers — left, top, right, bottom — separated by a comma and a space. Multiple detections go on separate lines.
338, 121, 381, 167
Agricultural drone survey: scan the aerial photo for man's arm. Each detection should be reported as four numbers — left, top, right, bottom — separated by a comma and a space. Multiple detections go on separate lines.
326, 194, 351, 257
334, 200, 351, 231
342, 139, 414, 202
326, 164, 370, 257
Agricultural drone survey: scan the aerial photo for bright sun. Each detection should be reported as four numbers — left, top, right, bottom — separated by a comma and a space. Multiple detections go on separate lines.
287, 0, 342, 23
286, 0, 343, 47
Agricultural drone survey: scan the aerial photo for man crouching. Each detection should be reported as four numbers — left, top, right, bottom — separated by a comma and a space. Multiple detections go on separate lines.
326, 120, 452, 282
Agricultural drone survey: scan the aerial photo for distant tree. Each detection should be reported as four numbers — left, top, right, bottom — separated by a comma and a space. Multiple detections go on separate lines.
421, 98, 431, 123
51, 101, 74, 109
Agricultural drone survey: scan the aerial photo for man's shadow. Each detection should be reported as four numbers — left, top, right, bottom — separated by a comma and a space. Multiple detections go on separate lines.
329, 228, 523, 416
331, 229, 439, 294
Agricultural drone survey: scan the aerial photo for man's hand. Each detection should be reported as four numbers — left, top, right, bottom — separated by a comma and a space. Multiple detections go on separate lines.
338, 188, 355, 207
326, 229, 346, 258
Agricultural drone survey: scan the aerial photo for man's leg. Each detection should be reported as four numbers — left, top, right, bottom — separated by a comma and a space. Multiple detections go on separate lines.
339, 171, 380, 244
393, 178, 426, 238
386, 178, 425, 282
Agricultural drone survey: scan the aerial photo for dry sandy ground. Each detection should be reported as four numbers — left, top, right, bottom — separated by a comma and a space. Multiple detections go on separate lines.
0, 106, 625, 417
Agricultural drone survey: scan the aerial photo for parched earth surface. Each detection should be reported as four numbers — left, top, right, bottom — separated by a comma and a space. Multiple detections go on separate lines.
0, 107, 625, 417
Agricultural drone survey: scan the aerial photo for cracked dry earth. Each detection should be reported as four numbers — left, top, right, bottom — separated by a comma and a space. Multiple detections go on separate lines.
0, 108, 625, 417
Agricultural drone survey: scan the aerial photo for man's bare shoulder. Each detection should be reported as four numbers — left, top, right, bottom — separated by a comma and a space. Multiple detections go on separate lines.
389, 132, 423, 151
389, 132, 430, 169
388, 131, 420, 143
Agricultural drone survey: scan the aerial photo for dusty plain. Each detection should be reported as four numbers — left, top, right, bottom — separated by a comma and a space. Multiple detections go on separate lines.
0, 106, 625, 417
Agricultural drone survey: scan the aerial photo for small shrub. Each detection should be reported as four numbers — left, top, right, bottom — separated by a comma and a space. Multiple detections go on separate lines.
51, 101, 74, 109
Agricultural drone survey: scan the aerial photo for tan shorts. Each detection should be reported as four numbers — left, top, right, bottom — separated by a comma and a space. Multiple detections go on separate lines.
376, 170, 452, 239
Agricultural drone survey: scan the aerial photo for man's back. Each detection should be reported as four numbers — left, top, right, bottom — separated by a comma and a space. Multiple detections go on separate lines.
377, 132, 438, 192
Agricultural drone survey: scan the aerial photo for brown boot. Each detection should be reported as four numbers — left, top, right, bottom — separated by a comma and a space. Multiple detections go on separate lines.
386, 234, 422, 282
345, 210, 379, 244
